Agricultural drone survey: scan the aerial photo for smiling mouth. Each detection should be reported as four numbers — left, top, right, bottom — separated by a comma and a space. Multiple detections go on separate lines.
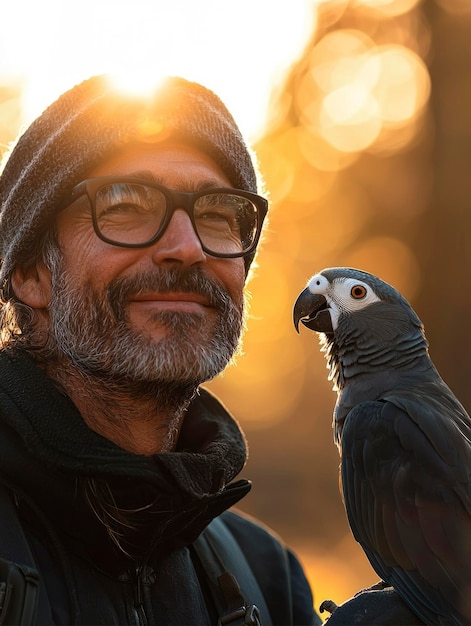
128, 292, 215, 316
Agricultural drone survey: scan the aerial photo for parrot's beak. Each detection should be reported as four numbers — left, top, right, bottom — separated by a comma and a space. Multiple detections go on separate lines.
293, 288, 333, 334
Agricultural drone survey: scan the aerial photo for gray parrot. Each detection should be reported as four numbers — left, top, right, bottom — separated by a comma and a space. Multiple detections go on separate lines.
293, 267, 471, 626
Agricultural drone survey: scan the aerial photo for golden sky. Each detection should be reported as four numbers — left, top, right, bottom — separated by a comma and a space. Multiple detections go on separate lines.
0, 0, 316, 141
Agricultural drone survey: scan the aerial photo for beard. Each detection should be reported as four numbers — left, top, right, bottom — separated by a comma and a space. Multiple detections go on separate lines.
47, 263, 244, 391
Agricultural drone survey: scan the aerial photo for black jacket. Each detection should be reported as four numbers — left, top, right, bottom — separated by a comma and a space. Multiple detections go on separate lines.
0, 349, 320, 625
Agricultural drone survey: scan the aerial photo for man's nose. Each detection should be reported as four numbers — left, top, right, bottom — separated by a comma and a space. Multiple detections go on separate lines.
149, 209, 207, 266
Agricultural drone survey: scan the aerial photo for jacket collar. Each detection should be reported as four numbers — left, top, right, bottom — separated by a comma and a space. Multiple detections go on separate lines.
0, 349, 251, 572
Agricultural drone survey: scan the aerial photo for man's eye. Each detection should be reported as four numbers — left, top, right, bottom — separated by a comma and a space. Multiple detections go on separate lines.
103, 202, 138, 213
200, 209, 233, 222
196, 208, 239, 232
98, 203, 143, 218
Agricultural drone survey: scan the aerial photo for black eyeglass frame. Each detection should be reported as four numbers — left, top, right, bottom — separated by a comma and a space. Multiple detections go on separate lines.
65, 176, 269, 259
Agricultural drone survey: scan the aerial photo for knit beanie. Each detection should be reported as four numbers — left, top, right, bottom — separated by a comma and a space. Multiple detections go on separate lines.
0, 75, 260, 283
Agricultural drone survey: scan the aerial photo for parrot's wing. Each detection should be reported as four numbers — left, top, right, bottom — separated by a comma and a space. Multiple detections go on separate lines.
341, 397, 471, 626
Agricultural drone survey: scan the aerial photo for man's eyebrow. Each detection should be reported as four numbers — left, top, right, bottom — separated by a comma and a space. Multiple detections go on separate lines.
124, 170, 231, 192
126, 170, 162, 183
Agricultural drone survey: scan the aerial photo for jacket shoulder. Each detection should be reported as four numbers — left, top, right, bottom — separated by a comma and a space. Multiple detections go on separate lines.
218, 509, 320, 625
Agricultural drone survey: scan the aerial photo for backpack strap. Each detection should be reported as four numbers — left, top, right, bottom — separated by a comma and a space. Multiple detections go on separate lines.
0, 485, 52, 625
193, 517, 272, 626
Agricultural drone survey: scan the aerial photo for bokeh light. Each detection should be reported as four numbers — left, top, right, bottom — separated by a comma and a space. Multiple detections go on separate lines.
299, 29, 430, 154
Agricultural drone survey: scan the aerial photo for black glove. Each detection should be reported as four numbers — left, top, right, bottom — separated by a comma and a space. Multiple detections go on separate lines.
320, 587, 425, 625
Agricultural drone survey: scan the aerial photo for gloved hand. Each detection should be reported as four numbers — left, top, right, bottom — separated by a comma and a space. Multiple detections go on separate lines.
320, 586, 426, 625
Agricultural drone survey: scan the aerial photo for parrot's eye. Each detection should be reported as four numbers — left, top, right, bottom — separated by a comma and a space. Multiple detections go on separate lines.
351, 285, 367, 299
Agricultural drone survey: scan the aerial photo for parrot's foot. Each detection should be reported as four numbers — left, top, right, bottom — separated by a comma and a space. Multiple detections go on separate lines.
319, 600, 338, 615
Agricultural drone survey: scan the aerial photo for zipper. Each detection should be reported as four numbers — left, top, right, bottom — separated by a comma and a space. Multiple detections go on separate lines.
134, 567, 148, 626
131, 565, 156, 626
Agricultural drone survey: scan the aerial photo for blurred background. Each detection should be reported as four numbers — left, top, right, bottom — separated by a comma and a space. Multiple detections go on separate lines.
1, 0, 470, 613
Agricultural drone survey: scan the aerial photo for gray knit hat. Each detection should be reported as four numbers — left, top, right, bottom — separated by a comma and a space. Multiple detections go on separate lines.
0, 74, 260, 283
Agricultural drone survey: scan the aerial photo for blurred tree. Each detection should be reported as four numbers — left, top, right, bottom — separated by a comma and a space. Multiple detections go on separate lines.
414, 1, 471, 406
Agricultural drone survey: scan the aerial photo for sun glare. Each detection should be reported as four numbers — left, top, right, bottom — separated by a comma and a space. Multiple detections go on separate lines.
107, 73, 169, 100
0, 0, 316, 141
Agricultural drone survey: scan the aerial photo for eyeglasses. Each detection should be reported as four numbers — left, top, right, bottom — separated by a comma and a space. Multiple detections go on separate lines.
65, 176, 268, 258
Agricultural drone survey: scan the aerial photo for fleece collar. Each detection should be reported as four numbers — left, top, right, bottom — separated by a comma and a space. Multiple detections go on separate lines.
0, 349, 250, 572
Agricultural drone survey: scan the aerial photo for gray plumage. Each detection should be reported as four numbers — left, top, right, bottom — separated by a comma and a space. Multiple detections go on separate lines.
293, 267, 471, 626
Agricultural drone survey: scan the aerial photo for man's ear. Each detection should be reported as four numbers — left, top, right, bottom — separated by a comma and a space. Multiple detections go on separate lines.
11, 262, 52, 309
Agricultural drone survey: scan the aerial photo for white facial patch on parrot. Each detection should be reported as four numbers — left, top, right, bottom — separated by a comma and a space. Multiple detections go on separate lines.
307, 274, 381, 330
306, 274, 330, 294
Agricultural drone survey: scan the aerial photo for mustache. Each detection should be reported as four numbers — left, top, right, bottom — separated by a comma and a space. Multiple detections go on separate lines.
106, 267, 237, 320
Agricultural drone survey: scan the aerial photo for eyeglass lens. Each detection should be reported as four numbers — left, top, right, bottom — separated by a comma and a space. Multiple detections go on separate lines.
94, 182, 258, 255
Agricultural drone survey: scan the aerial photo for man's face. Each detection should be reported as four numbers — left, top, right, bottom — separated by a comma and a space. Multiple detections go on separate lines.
49, 142, 246, 386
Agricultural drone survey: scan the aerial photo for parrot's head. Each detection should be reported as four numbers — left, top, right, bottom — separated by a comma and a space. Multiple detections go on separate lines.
293, 267, 427, 386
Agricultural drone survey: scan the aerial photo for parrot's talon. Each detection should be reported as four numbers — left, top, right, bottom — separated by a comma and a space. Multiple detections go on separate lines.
319, 599, 338, 614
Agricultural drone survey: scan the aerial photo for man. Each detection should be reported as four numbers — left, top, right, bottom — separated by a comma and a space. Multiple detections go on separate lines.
0, 74, 321, 625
